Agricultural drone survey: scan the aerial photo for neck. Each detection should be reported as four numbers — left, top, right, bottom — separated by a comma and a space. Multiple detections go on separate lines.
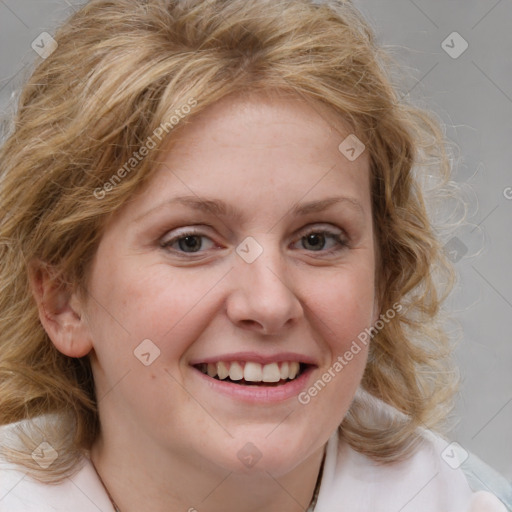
90, 428, 326, 512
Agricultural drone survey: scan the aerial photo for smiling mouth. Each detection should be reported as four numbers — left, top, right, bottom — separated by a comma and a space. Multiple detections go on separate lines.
193, 361, 309, 387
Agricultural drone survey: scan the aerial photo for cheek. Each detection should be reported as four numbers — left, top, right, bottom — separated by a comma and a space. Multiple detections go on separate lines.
306, 266, 376, 354
296, 271, 374, 442
87, 259, 223, 358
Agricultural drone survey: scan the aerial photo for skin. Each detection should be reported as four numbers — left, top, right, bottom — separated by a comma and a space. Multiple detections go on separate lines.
33, 91, 379, 512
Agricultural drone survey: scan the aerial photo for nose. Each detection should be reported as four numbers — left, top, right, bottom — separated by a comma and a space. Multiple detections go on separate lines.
225, 243, 304, 336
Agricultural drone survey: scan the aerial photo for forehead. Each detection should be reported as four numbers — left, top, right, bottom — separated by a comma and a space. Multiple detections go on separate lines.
173, 90, 362, 162
117, 91, 372, 226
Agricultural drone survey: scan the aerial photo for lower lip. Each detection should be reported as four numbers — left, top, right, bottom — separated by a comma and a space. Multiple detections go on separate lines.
191, 366, 315, 403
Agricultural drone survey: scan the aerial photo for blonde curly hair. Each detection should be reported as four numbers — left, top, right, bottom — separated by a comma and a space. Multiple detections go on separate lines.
0, 0, 457, 481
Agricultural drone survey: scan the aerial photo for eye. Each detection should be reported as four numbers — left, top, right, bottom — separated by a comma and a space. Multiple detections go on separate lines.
160, 225, 348, 257
292, 226, 348, 254
160, 228, 217, 254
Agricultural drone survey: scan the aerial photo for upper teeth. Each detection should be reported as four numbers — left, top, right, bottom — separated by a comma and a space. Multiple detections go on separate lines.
201, 361, 301, 382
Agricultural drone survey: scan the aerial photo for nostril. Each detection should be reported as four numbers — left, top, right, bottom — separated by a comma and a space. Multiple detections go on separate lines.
239, 319, 261, 329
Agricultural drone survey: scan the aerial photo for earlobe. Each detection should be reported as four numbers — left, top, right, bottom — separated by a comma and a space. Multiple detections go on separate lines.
28, 260, 93, 358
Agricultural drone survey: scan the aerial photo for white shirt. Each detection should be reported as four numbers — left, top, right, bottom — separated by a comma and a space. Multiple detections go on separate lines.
0, 420, 510, 511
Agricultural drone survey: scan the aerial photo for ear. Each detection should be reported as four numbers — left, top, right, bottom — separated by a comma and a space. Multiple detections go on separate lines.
28, 260, 93, 358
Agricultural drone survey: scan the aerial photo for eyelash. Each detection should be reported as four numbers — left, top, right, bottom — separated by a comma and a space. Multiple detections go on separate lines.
160, 226, 349, 257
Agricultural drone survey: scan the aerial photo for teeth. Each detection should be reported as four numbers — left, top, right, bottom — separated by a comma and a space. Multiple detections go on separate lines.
229, 362, 244, 381
280, 362, 289, 380
288, 362, 300, 379
207, 363, 217, 377
244, 362, 262, 382
262, 362, 281, 382
199, 361, 305, 383
217, 361, 229, 380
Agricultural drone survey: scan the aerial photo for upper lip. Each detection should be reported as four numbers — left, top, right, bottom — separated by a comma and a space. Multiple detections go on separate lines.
189, 351, 318, 366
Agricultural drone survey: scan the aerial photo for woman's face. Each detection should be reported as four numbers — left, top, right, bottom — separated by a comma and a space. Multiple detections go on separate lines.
81, 92, 378, 476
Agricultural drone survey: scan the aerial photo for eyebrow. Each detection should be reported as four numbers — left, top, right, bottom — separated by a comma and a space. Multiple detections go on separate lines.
134, 195, 364, 224
291, 196, 364, 216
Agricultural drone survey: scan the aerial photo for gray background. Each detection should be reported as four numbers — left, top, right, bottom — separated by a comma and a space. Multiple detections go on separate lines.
1, 0, 511, 480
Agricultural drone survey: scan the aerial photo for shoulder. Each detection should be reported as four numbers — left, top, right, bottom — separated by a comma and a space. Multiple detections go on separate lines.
314, 399, 511, 512
0, 421, 114, 512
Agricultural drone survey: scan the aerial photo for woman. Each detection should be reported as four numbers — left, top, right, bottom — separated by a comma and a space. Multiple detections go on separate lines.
0, 0, 510, 510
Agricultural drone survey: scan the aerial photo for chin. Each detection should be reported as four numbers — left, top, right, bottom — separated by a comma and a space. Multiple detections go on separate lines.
202, 429, 319, 478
